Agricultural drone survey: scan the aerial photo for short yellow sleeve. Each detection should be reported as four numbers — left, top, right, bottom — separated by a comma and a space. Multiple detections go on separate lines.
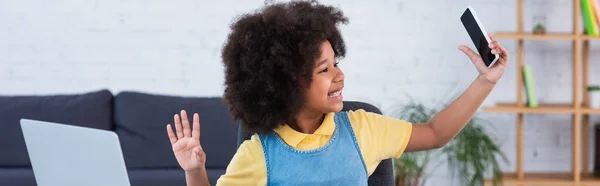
215, 135, 266, 186
347, 109, 413, 161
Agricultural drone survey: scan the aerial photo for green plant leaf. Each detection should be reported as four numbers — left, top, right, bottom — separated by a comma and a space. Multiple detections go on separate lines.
388, 96, 508, 186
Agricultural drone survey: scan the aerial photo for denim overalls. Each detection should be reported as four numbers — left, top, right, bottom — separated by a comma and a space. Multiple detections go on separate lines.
258, 111, 369, 185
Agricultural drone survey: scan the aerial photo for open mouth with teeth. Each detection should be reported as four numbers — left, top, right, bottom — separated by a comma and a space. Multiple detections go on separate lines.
328, 89, 343, 101
328, 90, 342, 97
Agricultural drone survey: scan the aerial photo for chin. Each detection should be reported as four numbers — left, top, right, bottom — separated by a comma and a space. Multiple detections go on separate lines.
323, 90, 344, 112
329, 102, 344, 112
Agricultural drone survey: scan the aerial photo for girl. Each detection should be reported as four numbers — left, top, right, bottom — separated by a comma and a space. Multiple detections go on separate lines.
166, 1, 509, 185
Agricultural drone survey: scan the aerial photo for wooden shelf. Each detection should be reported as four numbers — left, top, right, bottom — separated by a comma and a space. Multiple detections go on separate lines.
581, 105, 600, 114
494, 32, 578, 40
477, 0, 599, 185
484, 172, 600, 185
493, 32, 600, 40
483, 103, 600, 114
484, 103, 576, 114
581, 35, 600, 40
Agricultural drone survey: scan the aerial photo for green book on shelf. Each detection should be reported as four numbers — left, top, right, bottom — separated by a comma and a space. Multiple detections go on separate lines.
523, 64, 538, 108
582, 0, 599, 35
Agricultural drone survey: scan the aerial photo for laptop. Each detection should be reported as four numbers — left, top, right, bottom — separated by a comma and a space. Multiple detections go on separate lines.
20, 119, 131, 186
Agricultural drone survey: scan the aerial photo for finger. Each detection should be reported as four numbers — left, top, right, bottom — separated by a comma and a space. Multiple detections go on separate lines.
496, 47, 508, 62
196, 146, 205, 158
500, 46, 509, 58
497, 42, 508, 56
489, 40, 497, 50
488, 32, 499, 48
166, 124, 178, 144
196, 147, 204, 155
174, 114, 184, 139
458, 45, 480, 62
492, 40, 509, 59
181, 110, 191, 138
195, 148, 202, 160
192, 113, 201, 141
458, 45, 487, 70
490, 40, 504, 55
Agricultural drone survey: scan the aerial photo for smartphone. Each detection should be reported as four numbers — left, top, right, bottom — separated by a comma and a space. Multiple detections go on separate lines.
460, 6, 498, 68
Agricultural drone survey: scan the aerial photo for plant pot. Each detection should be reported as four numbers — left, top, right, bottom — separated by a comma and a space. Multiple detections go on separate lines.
591, 92, 600, 109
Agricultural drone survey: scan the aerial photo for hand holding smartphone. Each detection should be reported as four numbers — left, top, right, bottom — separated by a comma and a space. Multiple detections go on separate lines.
460, 6, 499, 68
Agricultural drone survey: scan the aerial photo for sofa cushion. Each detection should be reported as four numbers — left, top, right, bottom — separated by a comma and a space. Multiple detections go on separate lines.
0, 168, 36, 186
114, 92, 239, 169
127, 168, 224, 186
0, 90, 114, 166
0, 168, 225, 186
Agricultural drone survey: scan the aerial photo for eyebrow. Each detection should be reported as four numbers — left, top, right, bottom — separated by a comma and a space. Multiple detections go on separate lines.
316, 59, 328, 67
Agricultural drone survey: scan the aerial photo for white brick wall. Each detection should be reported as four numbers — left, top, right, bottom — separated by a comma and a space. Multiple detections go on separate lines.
1, 0, 599, 185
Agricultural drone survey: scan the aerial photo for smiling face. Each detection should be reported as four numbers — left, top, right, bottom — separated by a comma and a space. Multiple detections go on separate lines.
302, 40, 345, 114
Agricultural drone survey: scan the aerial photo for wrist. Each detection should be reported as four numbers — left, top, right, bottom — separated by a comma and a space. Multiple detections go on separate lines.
185, 167, 210, 186
477, 73, 497, 86
185, 166, 207, 175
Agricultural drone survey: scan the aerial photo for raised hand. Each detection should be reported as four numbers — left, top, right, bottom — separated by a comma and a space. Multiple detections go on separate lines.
458, 34, 509, 84
167, 110, 206, 172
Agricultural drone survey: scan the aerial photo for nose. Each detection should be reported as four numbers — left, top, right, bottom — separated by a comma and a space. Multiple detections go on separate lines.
333, 68, 344, 83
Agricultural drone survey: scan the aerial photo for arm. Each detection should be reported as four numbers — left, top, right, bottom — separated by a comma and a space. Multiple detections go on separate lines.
186, 168, 210, 186
405, 36, 509, 152
166, 110, 210, 186
167, 111, 262, 186
405, 75, 495, 152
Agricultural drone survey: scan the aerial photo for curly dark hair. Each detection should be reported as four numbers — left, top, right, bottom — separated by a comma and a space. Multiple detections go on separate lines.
221, 0, 349, 134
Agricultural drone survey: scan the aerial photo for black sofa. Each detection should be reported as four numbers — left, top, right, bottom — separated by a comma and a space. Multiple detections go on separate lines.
0, 89, 239, 186
0, 89, 394, 186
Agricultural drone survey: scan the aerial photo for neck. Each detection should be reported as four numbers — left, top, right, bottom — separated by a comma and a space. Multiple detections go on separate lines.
289, 109, 325, 134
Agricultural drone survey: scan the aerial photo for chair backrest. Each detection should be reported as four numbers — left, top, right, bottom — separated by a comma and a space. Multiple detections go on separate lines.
236, 101, 395, 186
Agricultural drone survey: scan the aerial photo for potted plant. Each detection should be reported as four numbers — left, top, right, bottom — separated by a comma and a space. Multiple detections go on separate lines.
388, 96, 508, 186
589, 85, 600, 109
532, 16, 546, 34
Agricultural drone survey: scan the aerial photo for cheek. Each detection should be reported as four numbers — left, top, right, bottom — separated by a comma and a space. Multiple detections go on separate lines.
306, 79, 330, 100
312, 80, 331, 99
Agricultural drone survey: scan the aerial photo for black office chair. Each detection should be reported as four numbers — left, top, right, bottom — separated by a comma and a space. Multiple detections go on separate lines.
236, 101, 395, 186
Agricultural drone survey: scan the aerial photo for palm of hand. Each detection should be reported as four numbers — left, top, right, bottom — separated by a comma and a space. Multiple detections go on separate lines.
167, 110, 206, 172
459, 34, 509, 84
173, 136, 205, 171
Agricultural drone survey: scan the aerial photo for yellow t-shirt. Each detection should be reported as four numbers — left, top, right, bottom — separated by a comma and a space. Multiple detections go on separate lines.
215, 109, 413, 185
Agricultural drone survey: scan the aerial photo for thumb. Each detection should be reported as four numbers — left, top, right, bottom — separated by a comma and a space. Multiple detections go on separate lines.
458, 45, 487, 70
458, 44, 468, 52
458, 45, 475, 57
194, 147, 203, 158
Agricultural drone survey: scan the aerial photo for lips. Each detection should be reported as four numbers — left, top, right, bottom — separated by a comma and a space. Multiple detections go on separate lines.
328, 90, 342, 97
328, 86, 343, 98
